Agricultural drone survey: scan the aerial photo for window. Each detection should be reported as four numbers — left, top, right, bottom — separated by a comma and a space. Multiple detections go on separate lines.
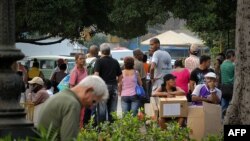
40, 60, 55, 69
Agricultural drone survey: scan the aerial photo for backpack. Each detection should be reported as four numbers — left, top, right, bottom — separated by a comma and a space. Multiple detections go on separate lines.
87, 58, 97, 75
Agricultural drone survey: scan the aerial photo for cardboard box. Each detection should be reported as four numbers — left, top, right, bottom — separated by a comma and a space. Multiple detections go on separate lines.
187, 102, 222, 141
156, 96, 188, 118
149, 97, 159, 117
144, 103, 154, 117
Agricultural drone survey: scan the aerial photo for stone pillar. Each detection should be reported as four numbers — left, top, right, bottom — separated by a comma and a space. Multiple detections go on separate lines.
0, 0, 38, 138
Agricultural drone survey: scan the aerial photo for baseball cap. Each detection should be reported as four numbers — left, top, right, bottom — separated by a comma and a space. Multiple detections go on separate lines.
163, 74, 177, 81
204, 72, 216, 79
190, 44, 199, 54
28, 77, 44, 85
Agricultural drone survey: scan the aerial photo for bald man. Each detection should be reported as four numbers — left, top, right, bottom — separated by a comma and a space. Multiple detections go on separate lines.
87, 45, 99, 58
149, 38, 172, 91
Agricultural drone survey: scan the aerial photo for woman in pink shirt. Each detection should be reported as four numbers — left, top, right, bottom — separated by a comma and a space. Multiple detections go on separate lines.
118, 57, 142, 116
171, 60, 190, 95
69, 53, 88, 87
69, 53, 88, 128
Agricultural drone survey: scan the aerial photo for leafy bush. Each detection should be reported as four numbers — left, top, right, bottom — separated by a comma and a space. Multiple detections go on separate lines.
77, 112, 193, 141
202, 133, 223, 141
1, 112, 224, 141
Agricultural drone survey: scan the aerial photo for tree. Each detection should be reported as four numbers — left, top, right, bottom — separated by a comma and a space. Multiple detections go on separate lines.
15, 0, 237, 48
15, 0, 172, 45
79, 33, 108, 48
170, 0, 236, 49
224, 0, 250, 124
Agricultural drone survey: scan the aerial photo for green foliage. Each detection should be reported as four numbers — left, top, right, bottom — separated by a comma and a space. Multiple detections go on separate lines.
0, 135, 13, 141
15, 0, 237, 48
0, 124, 58, 141
78, 33, 108, 48
170, 0, 236, 49
202, 134, 223, 141
0, 135, 29, 141
0, 113, 223, 141
77, 116, 99, 140
109, 0, 169, 39
15, 0, 172, 40
16, 0, 92, 39
34, 124, 58, 141
77, 112, 192, 141
210, 46, 221, 66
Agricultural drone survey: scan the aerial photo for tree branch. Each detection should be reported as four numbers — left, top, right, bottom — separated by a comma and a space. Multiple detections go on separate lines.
16, 35, 53, 42
16, 37, 66, 45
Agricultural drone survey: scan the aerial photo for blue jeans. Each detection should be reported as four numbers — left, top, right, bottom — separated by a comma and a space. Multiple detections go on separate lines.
91, 84, 118, 124
121, 95, 140, 116
221, 98, 230, 119
107, 84, 118, 122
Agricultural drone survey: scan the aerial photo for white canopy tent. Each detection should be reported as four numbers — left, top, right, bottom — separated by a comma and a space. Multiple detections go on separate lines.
179, 33, 204, 45
141, 30, 204, 46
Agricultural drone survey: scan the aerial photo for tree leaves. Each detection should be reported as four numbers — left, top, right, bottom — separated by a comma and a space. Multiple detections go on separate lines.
170, 0, 236, 48
15, 0, 172, 40
15, 0, 236, 48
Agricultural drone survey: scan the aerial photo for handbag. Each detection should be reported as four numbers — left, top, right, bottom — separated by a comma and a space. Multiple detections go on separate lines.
134, 71, 146, 97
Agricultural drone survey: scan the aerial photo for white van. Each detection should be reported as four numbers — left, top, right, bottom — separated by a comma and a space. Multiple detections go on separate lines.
110, 50, 134, 67
25, 55, 75, 79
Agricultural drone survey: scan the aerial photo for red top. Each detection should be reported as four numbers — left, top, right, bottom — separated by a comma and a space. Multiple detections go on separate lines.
172, 68, 190, 95
69, 66, 88, 86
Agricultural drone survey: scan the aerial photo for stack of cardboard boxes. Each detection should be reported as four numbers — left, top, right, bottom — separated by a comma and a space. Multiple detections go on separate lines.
145, 96, 222, 141
187, 102, 222, 140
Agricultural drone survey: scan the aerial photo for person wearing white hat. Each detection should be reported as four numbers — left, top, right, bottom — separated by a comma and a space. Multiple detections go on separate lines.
191, 72, 222, 105
27, 77, 49, 106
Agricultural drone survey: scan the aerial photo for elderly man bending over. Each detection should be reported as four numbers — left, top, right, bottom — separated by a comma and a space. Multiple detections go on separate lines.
38, 75, 108, 141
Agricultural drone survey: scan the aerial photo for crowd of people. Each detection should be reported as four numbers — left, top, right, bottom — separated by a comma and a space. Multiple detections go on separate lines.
13, 38, 235, 140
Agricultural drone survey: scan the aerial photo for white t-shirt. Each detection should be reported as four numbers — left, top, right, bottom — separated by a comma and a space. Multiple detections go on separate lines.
152, 50, 172, 79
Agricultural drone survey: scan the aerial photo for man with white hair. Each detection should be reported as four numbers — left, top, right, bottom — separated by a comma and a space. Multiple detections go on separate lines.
38, 76, 108, 141
185, 44, 200, 72
94, 43, 122, 122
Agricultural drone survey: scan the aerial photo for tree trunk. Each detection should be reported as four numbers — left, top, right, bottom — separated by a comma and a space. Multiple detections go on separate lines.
224, 0, 250, 124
